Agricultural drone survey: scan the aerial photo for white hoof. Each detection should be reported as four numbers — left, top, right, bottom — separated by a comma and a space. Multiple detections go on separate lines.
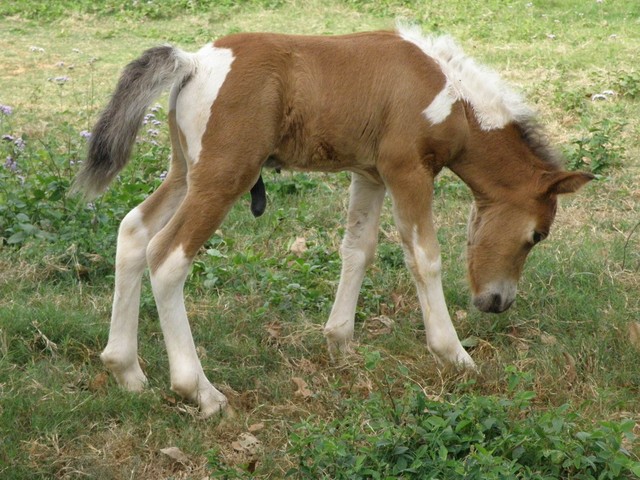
197, 385, 228, 419
101, 349, 147, 392
171, 375, 228, 418
324, 322, 354, 361
452, 348, 477, 372
429, 343, 477, 372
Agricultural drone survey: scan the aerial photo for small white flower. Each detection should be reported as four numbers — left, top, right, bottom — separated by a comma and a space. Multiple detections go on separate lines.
51, 76, 70, 84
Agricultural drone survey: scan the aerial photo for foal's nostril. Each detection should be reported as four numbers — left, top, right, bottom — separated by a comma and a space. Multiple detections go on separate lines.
473, 292, 509, 313
489, 293, 502, 313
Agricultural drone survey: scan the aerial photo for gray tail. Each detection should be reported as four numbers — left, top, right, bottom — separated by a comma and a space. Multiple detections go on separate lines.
71, 45, 195, 199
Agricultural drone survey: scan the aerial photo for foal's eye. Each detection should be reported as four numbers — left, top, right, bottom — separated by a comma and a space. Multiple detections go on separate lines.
532, 231, 545, 244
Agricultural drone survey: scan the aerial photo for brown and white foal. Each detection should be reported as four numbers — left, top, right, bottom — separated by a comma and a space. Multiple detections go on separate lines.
74, 26, 593, 417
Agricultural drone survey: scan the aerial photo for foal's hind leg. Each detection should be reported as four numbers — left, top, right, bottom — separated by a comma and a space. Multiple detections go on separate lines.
146, 160, 261, 417
101, 112, 188, 391
379, 155, 475, 370
324, 173, 385, 358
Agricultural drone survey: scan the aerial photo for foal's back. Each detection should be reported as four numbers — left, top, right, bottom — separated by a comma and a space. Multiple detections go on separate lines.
209, 31, 459, 174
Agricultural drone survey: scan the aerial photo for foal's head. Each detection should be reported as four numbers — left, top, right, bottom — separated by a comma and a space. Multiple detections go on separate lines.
463, 124, 594, 313
399, 26, 595, 314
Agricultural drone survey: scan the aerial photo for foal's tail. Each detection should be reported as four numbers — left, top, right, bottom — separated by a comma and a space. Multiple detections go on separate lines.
72, 45, 195, 199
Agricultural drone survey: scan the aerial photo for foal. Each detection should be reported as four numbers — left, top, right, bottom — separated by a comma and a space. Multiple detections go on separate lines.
74, 26, 593, 417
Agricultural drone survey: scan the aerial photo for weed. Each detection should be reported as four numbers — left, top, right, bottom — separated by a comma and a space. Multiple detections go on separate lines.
0, 102, 170, 277
616, 72, 640, 100
288, 364, 640, 479
565, 119, 626, 174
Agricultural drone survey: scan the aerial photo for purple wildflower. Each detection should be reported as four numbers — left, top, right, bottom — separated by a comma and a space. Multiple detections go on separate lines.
52, 76, 70, 84
147, 129, 159, 137
2, 134, 14, 142
152, 119, 162, 126
159, 170, 168, 180
151, 104, 162, 113
80, 130, 91, 140
0, 105, 13, 115
4, 156, 17, 171
14, 137, 26, 150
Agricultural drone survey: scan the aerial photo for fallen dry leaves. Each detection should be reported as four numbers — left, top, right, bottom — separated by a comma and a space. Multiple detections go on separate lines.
628, 322, 640, 351
160, 446, 190, 466
289, 237, 308, 256
292, 377, 314, 398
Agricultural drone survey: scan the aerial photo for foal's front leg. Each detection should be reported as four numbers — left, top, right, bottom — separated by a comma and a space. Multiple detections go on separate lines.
324, 173, 386, 358
381, 164, 475, 369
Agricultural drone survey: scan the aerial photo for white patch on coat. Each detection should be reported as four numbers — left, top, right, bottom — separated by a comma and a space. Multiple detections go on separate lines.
150, 245, 228, 416
405, 225, 475, 369
174, 45, 235, 163
423, 80, 458, 125
398, 25, 534, 131
324, 174, 386, 356
101, 207, 150, 391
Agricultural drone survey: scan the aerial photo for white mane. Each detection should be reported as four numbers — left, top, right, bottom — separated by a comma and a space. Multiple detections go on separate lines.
397, 25, 535, 131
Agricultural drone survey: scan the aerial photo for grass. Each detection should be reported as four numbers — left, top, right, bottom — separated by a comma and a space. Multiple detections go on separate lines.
1, 0, 639, 478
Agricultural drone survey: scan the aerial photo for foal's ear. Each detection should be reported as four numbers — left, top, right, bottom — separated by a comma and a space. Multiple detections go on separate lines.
542, 171, 595, 195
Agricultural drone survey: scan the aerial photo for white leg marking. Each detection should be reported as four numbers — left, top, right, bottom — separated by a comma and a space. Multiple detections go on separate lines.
324, 174, 385, 358
407, 226, 475, 369
175, 45, 234, 164
392, 217, 475, 369
423, 81, 457, 125
101, 207, 149, 391
149, 245, 227, 417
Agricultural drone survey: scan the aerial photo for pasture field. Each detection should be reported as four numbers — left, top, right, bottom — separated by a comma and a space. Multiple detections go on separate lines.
1, 0, 639, 478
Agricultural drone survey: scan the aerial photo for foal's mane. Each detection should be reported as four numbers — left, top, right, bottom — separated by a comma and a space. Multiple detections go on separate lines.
398, 25, 562, 169
517, 118, 563, 168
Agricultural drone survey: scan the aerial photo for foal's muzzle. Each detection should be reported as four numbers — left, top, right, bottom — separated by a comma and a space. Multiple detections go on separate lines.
472, 282, 517, 313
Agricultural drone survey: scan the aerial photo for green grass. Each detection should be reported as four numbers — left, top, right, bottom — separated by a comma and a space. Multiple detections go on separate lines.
1, 0, 639, 477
